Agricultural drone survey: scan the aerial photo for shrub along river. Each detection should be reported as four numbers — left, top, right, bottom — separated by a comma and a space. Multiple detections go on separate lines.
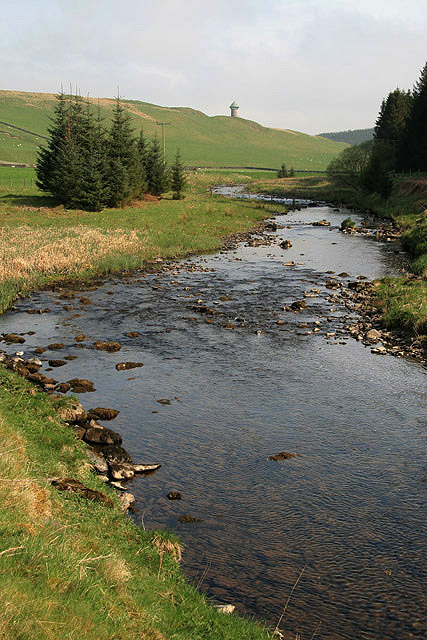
0, 193, 425, 639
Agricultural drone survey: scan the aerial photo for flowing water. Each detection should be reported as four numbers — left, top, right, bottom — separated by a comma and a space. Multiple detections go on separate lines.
1, 197, 425, 639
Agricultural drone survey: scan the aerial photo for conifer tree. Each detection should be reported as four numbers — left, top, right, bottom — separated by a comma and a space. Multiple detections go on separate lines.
399, 61, 427, 171
374, 89, 412, 143
49, 93, 86, 207
146, 135, 168, 196
170, 148, 186, 199
277, 162, 288, 178
72, 101, 110, 211
36, 91, 69, 194
106, 96, 137, 207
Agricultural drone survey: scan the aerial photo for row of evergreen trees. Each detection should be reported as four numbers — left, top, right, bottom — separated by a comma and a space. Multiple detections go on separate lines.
365, 61, 427, 194
36, 93, 186, 211
327, 61, 427, 198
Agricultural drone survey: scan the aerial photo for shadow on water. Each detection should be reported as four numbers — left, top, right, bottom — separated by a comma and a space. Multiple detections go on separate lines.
0, 197, 425, 639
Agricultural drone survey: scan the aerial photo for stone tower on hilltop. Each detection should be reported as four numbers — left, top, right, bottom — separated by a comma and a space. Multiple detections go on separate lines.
229, 100, 239, 117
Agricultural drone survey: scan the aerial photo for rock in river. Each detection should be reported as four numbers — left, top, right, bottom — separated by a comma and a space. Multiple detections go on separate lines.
167, 491, 182, 500
93, 340, 122, 352
268, 451, 301, 461
115, 362, 143, 371
87, 407, 120, 421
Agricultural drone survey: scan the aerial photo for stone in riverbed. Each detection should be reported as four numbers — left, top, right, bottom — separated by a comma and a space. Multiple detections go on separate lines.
366, 329, 382, 342
86, 450, 109, 474
92, 444, 132, 465
57, 402, 87, 424
93, 340, 121, 352
84, 425, 122, 446
74, 334, 86, 342
55, 382, 72, 393
268, 451, 301, 461
120, 492, 136, 511
133, 463, 161, 474
125, 331, 140, 338
311, 220, 330, 226
87, 407, 120, 421
279, 239, 292, 249
115, 362, 143, 371
167, 491, 182, 500
109, 463, 135, 481
178, 514, 203, 523
3, 334, 25, 344
67, 378, 96, 393
48, 359, 67, 367
48, 343, 65, 350
290, 300, 307, 311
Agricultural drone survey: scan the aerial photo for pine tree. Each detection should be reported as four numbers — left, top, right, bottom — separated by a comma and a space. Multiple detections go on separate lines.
288, 167, 295, 177
72, 100, 110, 211
374, 89, 412, 143
277, 162, 288, 178
146, 135, 168, 196
170, 148, 186, 199
36, 91, 69, 194
106, 96, 137, 207
399, 61, 427, 171
49, 93, 86, 207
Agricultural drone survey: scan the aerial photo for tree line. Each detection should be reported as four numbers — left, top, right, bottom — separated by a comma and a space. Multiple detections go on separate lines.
36, 93, 186, 211
327, 61, 427, 198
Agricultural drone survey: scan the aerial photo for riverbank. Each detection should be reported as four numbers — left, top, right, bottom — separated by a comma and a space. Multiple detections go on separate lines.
0, 170, 285, 313
248, 175, 427, 345
0, 366, 272, 640
0, 171, 284, 639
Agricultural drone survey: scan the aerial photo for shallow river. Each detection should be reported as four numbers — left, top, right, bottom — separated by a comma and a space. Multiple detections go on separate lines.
1, 200, 425, 639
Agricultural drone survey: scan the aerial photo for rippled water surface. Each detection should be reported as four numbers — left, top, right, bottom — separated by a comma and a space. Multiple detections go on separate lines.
1, 203, 425, 639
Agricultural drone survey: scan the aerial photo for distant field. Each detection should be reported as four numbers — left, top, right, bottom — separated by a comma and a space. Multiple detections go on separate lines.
0, 90, 348, 169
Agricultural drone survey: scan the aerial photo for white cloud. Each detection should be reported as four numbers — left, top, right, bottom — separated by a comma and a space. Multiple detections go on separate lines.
1, 0, 426, 132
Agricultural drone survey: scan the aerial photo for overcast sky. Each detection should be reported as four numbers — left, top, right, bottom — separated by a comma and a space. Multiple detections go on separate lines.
1, 0, 426, 134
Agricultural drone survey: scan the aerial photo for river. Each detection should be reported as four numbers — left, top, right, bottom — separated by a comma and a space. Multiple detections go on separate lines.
0, 196, 425, 639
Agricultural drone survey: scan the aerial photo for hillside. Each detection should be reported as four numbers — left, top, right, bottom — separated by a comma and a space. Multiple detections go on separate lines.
317, 128, 374, 145
0, 90, 347, 169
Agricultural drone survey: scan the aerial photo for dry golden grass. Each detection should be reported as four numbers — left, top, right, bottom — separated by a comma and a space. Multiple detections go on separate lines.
0, 420, 52, 523
152, 534, 182, 562
103, 554, 132, 586
0, 225, 149, 282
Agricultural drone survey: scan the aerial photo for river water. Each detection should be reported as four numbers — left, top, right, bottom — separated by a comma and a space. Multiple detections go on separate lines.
0, 198, 425, 639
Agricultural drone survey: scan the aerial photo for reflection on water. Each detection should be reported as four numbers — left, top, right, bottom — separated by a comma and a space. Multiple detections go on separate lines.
0, 205, 425, 639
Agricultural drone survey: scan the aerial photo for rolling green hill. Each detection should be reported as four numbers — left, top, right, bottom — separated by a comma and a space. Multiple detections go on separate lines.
0, 90, 347, 169
317, 128, 374, 145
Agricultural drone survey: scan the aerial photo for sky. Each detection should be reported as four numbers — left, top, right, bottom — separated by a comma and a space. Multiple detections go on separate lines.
1, 0, 426, 134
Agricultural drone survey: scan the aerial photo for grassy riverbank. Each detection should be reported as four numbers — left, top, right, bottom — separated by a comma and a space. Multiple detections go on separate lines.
0, 169, 284, 639
0, 367, 272, 640
250, 174, 427, 340
0, 168, 282, 313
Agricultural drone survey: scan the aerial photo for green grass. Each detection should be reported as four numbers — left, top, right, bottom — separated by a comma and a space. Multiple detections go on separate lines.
0, 368, 272, 640
376, 278, 427, 337
0, 89, 347, 169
